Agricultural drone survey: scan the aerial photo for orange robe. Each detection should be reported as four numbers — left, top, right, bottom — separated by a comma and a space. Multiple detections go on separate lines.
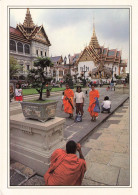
88, 89, 100, 117
44, 149, 86, 186
63, 89, 74, 114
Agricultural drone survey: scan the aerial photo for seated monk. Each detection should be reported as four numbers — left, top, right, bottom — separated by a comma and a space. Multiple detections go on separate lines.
44, 140, 86, 186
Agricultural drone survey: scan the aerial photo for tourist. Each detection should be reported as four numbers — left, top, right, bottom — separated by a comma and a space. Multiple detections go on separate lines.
110, 81, 114, 91
44, 140, 86, 186
101, 96, 111, 113
106, 86, 110, 91
88, 84, 100, 121
63, 84, 74, 118
74, 86, 85, 116
46, 84, 50, 98
14, 83, 23, 101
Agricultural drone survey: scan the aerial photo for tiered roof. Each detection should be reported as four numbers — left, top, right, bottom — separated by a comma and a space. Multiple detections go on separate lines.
89, 23, 100, 49
75, 23, 127, 68
23, 8, 35, 29
10, 8, 51, 46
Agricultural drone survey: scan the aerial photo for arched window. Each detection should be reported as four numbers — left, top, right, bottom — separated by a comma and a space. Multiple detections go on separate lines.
24, 44, 30, 54
10, 40, 16, 51
17, 42, 23, 53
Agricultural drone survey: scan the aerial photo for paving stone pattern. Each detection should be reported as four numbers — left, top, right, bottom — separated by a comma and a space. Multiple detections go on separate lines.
10, 88, 129, 186
81, 99, 130, 186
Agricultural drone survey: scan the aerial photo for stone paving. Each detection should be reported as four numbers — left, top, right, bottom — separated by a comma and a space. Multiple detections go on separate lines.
10, 88, 129, 186
82, 99, 130, 186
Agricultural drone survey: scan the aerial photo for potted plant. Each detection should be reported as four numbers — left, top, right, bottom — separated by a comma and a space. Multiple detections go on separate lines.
20, 57, 58, 122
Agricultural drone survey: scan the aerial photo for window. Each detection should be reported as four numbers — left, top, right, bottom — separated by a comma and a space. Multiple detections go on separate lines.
17, 42, 23, 53
27, 65, 30, 71
10, 40, 16, 51
45, 51, 46, 56
59, 71, 63, 76
41, 51, 43, 56
36, 50, 38, 56
108, 51, 115, 56
24, 44, 30, 54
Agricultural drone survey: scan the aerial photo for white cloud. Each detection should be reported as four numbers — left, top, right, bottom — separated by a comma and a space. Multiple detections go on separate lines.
10, 8, 129, 71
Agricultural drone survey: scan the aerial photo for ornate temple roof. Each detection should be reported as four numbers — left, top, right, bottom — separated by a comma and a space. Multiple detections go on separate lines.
23, 8, 35, 29
75, 19, 127, 68
89, 20, 100, 49
10, 8, 51, 46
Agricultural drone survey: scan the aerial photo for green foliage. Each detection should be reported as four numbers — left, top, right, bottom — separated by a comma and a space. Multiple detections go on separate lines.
27, 57, 53, 100
22, 87, 66, 96
10, 56, 21, 79
63, 73, 72, 83
24, 99, 55, 103
115, 75, 122, 79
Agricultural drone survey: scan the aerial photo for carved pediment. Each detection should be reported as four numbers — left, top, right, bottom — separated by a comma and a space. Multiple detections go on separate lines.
35, 30, 47, 41
79, 50, 93, 62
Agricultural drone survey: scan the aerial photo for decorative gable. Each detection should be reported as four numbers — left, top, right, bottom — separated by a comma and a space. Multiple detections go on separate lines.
35, 30, 47, 41
79, 49, 93, 62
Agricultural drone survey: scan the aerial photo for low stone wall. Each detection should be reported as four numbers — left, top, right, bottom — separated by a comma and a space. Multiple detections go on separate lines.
10, 114, 66, 176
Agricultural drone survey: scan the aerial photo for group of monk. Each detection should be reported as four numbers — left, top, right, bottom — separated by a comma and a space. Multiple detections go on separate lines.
63, 83, 100, 121
44, 83, 100, 186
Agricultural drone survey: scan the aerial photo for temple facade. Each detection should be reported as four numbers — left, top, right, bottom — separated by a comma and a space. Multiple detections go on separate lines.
75, 22, 127, 80
10, 8, 51, 79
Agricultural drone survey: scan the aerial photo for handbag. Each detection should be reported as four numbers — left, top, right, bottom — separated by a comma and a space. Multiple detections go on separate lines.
94, 97, 100, 113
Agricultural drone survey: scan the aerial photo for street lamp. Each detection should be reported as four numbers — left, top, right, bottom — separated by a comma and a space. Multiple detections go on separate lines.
82, 65, 88, 80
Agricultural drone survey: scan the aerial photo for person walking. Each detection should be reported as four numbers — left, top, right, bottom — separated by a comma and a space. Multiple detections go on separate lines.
88, 84, 100, 121
74, 86, 85, 117
63, 84, 74, 118
44, 140, 86, 186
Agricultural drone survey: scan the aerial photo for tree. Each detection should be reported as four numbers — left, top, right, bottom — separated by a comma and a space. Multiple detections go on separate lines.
10, 56, 21, 79
27, 57, 53, 100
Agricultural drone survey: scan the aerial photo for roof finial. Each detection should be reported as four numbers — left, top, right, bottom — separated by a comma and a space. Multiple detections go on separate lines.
23, 8, 35, 29
93, 16, 96, 36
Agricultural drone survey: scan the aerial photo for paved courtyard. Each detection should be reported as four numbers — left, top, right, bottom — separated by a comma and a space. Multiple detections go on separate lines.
10, 87, 130, 186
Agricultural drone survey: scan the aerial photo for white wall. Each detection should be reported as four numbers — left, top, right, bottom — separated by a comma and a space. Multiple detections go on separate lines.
31, 41, 49, 57
78, 61, 95, 77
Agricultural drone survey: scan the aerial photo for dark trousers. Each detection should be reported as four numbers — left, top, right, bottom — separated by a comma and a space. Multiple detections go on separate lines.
101, 106, 111, 113
76, 103, 84, 115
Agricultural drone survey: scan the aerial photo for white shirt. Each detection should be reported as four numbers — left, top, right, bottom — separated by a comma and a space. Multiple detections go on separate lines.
15, 88, 22, 97
74, 92, 85, 103
102, 100, 111, 109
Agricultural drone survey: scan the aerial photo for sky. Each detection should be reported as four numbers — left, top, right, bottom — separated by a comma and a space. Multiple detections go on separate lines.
10, 8, 130, 71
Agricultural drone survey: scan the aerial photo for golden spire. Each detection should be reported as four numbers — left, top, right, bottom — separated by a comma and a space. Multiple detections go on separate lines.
23, 8, 35, 29
89, 17, 100, 49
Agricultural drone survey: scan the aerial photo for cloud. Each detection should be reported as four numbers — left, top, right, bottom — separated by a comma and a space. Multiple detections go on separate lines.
10, 8, 129, 71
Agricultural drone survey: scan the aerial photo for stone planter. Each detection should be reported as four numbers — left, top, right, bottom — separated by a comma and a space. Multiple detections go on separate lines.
20, 101, 58, 122
10, 114, 66, 176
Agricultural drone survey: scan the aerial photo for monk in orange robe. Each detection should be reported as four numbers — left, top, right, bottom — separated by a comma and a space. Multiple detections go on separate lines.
88, 84, 100, 121
63, 84, 74, 118
44, 140, 86, 186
